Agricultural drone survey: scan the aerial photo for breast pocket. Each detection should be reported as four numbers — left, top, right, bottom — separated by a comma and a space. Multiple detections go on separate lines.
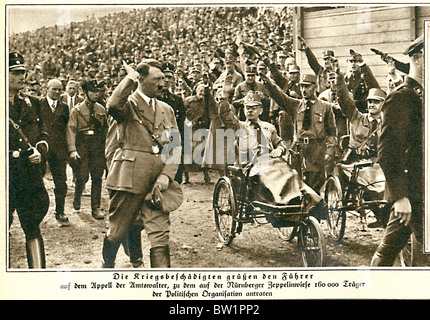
108, 150, 136, 189
313, 111, 325, 134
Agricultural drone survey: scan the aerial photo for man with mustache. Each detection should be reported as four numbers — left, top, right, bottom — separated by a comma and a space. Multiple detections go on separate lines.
102, 59, 181, 268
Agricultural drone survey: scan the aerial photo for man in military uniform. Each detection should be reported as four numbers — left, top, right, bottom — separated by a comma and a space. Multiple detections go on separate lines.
343, 50, 380, 113
261, 72, 337, 193
219, 90, 288, 163
233, 65, 270, 122
102, 59, 182, 268
159, 63, 186, 183
335, 71, 388, 227
8, 52, 50, 268
67, 80, 107, 220
371, 36, 428, 266
297, 36, 336, 95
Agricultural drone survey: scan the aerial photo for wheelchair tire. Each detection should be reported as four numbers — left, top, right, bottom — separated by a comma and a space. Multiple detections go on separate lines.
297, 216, 327, 267
213, 177, 238, 246
324, 176, 346, 242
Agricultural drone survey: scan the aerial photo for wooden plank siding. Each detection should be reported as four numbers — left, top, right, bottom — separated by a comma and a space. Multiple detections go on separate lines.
294, 5, 430, 90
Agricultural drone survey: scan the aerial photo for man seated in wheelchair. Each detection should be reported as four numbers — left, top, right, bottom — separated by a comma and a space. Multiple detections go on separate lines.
334, 68, 388, 227
218, 89, 326, 220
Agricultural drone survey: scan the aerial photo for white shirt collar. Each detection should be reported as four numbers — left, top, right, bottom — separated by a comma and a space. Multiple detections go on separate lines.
46, 96, 57, 110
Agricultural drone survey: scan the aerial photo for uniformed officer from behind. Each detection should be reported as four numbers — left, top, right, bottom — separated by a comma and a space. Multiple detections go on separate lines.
371, 36, 429, 266
67, 80, 107, 220
8, 51, 50, 268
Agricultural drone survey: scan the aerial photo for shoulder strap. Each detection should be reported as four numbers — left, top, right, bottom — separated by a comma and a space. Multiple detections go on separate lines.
9, 117, 31, 147
128, 98, 163, 148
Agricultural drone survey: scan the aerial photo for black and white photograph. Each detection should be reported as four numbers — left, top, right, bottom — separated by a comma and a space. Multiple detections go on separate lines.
3, 2, 430, 300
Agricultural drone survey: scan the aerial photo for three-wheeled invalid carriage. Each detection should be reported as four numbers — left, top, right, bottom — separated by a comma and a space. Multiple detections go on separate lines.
213, 153, 328, 267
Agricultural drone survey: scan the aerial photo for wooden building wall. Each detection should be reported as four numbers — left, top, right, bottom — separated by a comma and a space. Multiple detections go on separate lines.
293, 5, 430, 90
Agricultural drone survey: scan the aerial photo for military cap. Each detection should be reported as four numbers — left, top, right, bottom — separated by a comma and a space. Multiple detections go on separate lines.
404, 35, 424, 56
288, 64, 300, 73
9, 51, 26, 71
81, 79, 100, 92
243, 90, 263, 107
367, 88, 386, 101
162, 62, 175, 76
147, 181, 183, 213
323, 50, 335, 59
299, 73, 317, 85
245, 64, 257, 75
257, 60, 266, 69
189, 67, 201, 74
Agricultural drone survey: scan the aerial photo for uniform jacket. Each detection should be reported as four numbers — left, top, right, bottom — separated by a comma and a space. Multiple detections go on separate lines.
378, 77, 423, 205
233, 80, 271, 122
219, 100, 287, 164
336, 75, 380, 153
159, 89, 186, 136
304, 47, 331, 94
39, 97, 69, 159
264, 80, 337, 172
344, 64, 380, 112
66, 99, 107, 153
105, 77, 181, 194
183, 94, 211, 130
9, 92, 49, 189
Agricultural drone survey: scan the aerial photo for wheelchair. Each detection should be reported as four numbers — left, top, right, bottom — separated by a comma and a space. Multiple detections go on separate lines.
321, 136, 388, 242
213, 149, 327, 267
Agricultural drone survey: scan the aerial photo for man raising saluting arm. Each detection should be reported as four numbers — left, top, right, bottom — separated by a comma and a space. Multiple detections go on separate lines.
102, 59, 182, 268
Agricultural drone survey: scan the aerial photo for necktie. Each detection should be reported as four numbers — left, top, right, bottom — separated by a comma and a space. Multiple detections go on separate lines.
369, 119, 379, 153
51, 101, 56, 112
252, 122, 262, 145
302, 100, 312, 130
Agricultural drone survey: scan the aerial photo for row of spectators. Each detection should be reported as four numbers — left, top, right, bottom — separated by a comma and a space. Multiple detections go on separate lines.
9, 7, 295, 100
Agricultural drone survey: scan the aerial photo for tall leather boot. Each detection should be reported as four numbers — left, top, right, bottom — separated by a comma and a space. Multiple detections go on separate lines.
26, 237, 46, 269
102, 236, 120, 268
91, 180, 104, 219
73, 180, 84, 211
150, 246, 171, 268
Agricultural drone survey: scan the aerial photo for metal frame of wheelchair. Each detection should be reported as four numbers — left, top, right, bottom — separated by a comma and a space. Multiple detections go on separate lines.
213, 159, 327, 268
321, 160, 388, 242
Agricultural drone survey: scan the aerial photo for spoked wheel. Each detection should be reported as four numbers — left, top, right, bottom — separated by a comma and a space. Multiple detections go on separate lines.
213, 178, 238, 245
297, 216, 327, 267
324, 176, 346, 242
399, 233, 418, 267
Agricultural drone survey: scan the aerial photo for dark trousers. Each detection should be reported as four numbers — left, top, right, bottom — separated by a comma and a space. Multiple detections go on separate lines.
44, 153, 68, 214
372, 199, 427, 266
9, 181, 49, 268
73, 138, 105, 210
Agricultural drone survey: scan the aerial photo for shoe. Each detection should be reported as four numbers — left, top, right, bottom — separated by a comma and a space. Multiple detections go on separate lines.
73, 198, 81, 211
368, 220, 383, 228
55, 212, 69, 224
92, 208, 104, 220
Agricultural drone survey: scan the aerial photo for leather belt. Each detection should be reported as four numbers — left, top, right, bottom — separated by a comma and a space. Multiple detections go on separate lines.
80, 129, 96, 136
121, 146, 162, 155
296, 137, 321, 144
